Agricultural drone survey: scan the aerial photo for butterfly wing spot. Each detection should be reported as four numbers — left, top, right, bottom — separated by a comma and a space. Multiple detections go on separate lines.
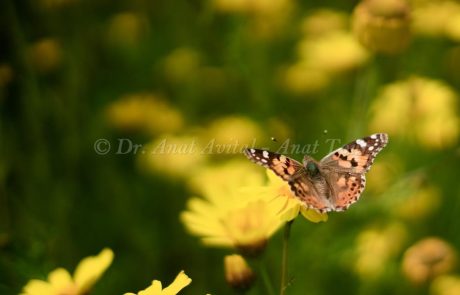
356, 139, 367, 147
333, 174, 366, 211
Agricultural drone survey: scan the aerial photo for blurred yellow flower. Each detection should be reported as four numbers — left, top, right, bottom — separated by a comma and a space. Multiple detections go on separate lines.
395, 184, 441, 221
27, 38, 62, 73
282, 13, 369, 95
212, 0, 289, 15
353, 0, 411, 54
354, 223, 407, 278
300, 9, 348, 37
431, 275, 460, 295
298, 31, 369, 75
106, 93, 184, 135
412, 1, 460, 40
280, 25, 369, 94
202, 116, 264, 157
280, 62, 330, 95
21, 248, 113, 295
107, 12, 148, 48
124, 271, 191, 295
138, 135, 206, 178
224, 254, 255, 291
163, 48, 202, 84
402, 237, 457, 284
370, 76, 459, 149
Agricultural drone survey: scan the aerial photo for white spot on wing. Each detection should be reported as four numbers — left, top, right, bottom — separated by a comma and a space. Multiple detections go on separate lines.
368, 146, 374, 151
262, 150, 269, 158
356, 139, 367, 148
371, 134, 377, 139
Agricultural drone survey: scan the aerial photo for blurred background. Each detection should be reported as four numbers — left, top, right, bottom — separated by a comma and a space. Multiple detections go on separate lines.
1, 0, 460, 294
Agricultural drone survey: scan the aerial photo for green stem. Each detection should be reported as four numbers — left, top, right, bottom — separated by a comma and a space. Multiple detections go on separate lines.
280, 220, 293, 295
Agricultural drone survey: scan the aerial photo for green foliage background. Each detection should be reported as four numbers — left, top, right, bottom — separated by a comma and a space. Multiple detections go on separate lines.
1, 0, 460, 294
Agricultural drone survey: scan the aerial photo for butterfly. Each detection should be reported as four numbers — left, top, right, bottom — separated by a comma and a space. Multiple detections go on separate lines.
243, 133, 388, 213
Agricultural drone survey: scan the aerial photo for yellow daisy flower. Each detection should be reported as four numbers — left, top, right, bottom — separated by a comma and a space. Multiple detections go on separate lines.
124, 271, 192, 295
369, 76, 459, 149
182, 163, 281, 253
181, 165, 327, 254
21, 248, 113, 295
182, 195, 282, 255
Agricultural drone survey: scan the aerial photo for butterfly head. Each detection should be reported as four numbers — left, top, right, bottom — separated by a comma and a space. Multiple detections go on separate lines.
303, 156, 320, 177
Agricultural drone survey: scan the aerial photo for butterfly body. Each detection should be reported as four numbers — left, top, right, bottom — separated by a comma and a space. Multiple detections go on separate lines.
244, 133, 388, 213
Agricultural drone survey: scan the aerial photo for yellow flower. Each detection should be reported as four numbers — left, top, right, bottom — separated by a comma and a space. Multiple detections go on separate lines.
352, 0, 411, 54
402, 237, 457, 285
298, 31, 369, 75
280, 62, 330, 95
431, 275, 460, 295
354, 223, 407, 279
182, 163, 281, 253
124, 271, 192, 295
224, 255, 255, 291
181, 161, 326, 254
27, 38, 62, 73
204, 116, 264, 156
370, 76, 459, 149
300, 9, 348, 37
107, 12, 148, 48
106, 93, 184, 135
21, 248, 113, 295
412, 1, 460, 39
138, 135, 206, 178
182, 196, 282, 255
163, 48, 202, 84
212, 0, 290, 15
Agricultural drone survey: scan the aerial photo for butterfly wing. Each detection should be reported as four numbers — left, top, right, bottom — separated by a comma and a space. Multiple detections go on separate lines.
244, 148, 303, 180
321, 133, 389, 173
320, 133, 388, 211
244, 148, 333, 212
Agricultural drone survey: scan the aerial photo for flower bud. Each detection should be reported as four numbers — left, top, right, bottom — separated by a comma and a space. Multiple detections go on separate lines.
352, 0, 411, 54
224, 254, 256, 291
402, 237, 457, 284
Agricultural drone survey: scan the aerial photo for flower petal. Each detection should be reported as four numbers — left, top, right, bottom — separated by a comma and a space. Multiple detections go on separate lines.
300, 207, 328, 222
48, 268, 73, 290
162, 271, 192, 295
20, 279, 55, 295
74, 248, 114, 293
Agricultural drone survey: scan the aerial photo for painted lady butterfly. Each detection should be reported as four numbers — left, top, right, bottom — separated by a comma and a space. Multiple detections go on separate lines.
244, 133, 388, 213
